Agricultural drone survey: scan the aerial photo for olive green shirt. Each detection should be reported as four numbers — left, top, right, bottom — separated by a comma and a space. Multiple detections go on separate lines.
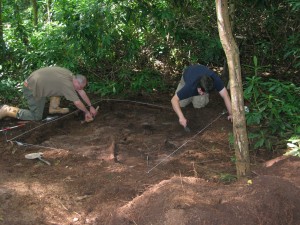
26, 67, 79, 101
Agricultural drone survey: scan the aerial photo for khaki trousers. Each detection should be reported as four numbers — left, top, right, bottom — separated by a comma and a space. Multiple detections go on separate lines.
175, 76, 209, 108
17, 85, 46, 120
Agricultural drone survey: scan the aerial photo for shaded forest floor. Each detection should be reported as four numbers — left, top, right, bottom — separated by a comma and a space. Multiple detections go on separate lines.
0, 93, 299, 225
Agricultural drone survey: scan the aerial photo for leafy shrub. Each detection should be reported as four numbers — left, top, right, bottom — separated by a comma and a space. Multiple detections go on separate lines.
244, 75, 300, 150
219, 173, 237, 184
0, 78, 23, 104
88, 69, 166, 96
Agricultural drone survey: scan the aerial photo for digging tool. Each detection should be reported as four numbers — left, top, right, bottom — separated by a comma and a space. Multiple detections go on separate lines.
184, 126, 191, 132
42, 116, 59, 122
25, 152, 51, 165
81, 106, 99, 124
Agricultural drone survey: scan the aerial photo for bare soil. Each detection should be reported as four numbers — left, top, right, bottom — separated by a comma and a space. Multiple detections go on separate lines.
1, 93, 299, 225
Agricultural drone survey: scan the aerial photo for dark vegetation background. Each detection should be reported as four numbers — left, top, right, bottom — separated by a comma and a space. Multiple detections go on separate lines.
0, 0, 299, 155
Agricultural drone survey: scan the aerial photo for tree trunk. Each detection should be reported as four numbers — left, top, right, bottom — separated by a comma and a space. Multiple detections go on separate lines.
31, 0, 38, 29
47, 0, 52, 23
0, 0, 4, 61
215, 0, 251, 178
14, 2, 29, 46
222, 0, 235, 89
0, 0, 3, 45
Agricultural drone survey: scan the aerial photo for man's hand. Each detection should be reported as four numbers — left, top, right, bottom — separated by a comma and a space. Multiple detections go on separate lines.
89, 106, 98, 117
85, 111, 94, 122
219, 88, 233, 123
171, 95, 188, 128
179, 117, 187, 128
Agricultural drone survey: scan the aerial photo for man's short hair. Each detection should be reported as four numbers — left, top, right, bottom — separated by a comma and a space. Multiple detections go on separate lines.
197, 75, 214, 93
75, 74, 87, 86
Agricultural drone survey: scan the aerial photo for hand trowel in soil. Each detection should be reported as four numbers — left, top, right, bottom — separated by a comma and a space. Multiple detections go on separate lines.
25, 152, 51, 165
184, 125, 191, 132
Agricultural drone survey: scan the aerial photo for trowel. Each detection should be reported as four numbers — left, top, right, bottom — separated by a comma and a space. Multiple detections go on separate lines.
184, 126, 191, 132
42, 116, 59, 122
25, 152, 51, 165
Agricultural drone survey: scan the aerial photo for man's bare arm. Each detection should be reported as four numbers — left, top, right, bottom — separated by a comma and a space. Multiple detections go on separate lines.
219, 88, 232, 122
76, 89, 97, 116
171, 94, 187, 127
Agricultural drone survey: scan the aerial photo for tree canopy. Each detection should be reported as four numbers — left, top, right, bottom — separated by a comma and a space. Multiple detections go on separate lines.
1, 0, 298, 81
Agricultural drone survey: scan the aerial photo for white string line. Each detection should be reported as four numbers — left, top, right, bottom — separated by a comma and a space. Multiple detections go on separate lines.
11, 140, 66, 151
94, 98, 172, 110
146, 112, 226, 174
7, 110, 80, 142
6, 99, 171, 142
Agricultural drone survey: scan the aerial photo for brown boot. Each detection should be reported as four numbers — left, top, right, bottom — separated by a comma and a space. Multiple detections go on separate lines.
49, 97, 69, 114
0, 105, 19, 119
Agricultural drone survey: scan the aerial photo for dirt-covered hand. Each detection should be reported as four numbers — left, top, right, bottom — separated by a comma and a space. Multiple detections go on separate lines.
85, 112, 94, 122
89, 106, 98, 117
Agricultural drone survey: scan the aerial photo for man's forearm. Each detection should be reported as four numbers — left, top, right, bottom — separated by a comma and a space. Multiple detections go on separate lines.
219, 88, 232, 115
171, 95, 184, 119
77, 90, 92, 107
224, 97, 232, 115
74, 100, 89, 113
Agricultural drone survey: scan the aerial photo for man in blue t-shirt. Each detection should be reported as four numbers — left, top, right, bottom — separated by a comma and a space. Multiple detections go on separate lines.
171, 64, 232, 128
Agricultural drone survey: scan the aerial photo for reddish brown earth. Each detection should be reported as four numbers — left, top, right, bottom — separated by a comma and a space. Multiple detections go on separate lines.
0, 93, 299, 225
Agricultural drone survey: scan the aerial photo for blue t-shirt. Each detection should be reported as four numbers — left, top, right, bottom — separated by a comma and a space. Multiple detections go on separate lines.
177, 65, 224, 100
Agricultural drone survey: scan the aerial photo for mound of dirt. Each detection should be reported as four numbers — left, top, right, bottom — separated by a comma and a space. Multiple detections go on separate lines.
111, 157, 300, 225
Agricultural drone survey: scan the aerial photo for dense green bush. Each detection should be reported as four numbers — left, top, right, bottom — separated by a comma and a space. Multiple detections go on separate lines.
88, 68, 166, 96
244, 75, 300, 150
0, 78, 23, 104
2, 0, 299, 84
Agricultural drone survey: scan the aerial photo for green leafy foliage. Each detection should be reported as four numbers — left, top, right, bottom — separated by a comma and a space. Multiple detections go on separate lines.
0, 78, 23, 104
1, 0, 299, 77
234, 1, 299, 72
243, 56, 269, 77
88, 69, 166, 96
284, 34, 300, 69
219, 173, 237, 184
287, 0, 300, 11
244, 75, 300, 151
1, 1, 223, 84
88, 79, 119, 97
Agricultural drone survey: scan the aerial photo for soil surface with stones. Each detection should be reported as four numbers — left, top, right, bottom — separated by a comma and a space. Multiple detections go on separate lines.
1, 92, 299, 225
